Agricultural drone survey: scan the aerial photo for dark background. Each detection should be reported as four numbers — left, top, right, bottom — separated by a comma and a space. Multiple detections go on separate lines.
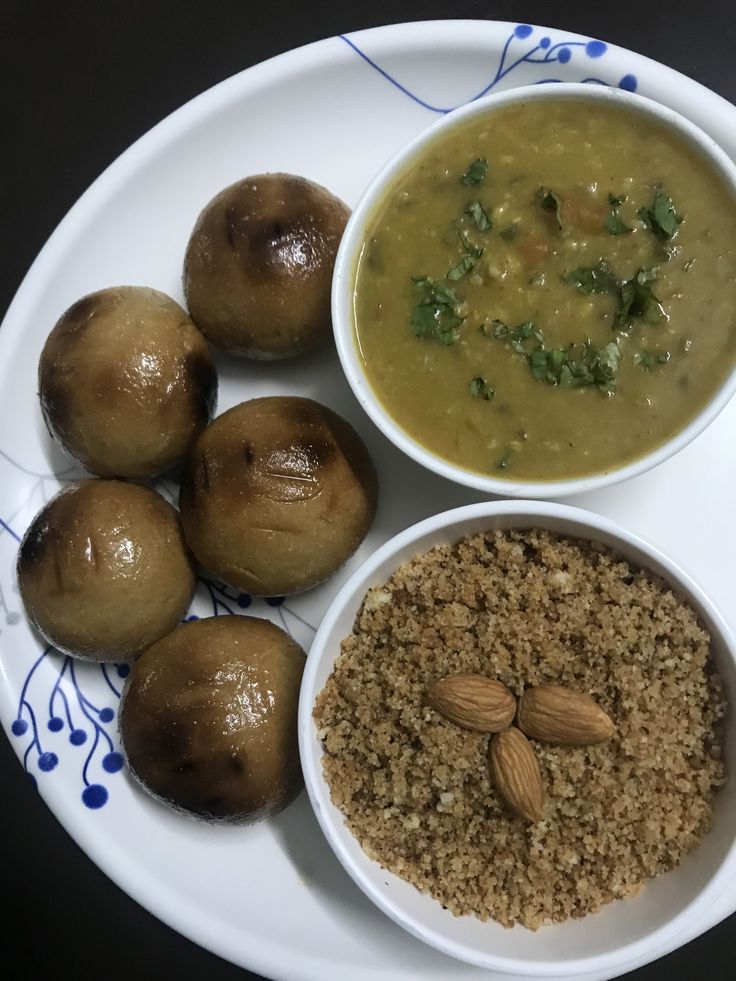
1, 1, 733, 978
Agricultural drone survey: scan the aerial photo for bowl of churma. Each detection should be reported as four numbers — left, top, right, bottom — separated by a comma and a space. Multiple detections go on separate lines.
299, 500, 736, 976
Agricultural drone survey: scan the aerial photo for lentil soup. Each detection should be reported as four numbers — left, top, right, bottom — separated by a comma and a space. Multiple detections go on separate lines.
353, 98, 736, 480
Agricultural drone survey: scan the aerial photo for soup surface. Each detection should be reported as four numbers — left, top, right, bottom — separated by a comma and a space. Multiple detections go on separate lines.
353, 99, 736, 481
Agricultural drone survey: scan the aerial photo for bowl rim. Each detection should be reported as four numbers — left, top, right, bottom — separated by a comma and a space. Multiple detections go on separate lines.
332, 82, 736, 499
298, 499, 736, 976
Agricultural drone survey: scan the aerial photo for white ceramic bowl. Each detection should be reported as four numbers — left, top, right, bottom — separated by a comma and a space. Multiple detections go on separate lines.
333, 83, 736, 499
299, 501, 736, 977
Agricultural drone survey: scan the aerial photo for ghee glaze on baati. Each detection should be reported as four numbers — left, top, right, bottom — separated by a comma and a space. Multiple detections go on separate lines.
120, 616, 305, 823
17, 480, 196, 661
179, 397, 377, 595
39, 286, 217, 478
184, 174, 350, 359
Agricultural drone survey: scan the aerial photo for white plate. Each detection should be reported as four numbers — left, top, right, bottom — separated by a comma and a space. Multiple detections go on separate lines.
0, 19, 734, 981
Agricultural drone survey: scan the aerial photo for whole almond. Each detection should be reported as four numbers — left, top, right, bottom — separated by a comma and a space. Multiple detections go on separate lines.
517, 685, 614, 745
490, 727, 545, 823
427, 674, 516, 732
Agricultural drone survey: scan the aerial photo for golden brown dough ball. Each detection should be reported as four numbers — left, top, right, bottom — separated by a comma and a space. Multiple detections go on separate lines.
179, 397, 377, 595
183, 173, 350, 359
120, 616, 305, 822
39, 286, 217, 478
17, 480, 196, 661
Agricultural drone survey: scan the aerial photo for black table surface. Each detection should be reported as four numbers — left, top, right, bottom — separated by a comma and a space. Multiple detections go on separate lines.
1, 1, 734, 978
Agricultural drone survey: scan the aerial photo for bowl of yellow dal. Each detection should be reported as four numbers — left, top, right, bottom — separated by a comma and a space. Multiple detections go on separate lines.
333, 83, 736, 497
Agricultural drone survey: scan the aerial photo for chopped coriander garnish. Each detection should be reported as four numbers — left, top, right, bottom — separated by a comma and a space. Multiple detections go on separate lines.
487, 318, 617, 393
411, 276, 457, 305
483, 319, 543, 351
567, 259, 618, 294
614, 267, 666, 329
634, 349, 671, 370
465, 200, 492, 231
447, 254, 477, 281
568, 261, 666, 329
456, 230, 483, 258
469, 376, 495, 400
637, 266, 658, 282
512, 322, 535, 340
410, 304, 461, 343
594, 341, 623, 387
477, 262, 637, 392
638, 191, 683, 240
604, 212, 633, 235
499, 222, 520, 241
479, 319, 509, 338
461, 158, 488, 186
536, 186, 563, 230
604, 193, 632, 235
410, 276, 464, 344
447, 230, 484, 280
527, 346, 562, 381
527, 340, 621, 394
509, 321, 544, 352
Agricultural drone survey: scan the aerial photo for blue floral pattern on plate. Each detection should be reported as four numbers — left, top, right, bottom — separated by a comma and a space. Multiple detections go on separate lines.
340, 22, 637, 113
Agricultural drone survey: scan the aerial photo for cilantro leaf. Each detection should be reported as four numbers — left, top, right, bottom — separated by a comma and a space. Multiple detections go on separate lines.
456, 230, 483, 258
536, 186, 563, 230
528, 347, 551, 380
483, 319, 543, 350
465, 200, 492, 231
525, 339, 621, 394
509, 321, 544, 352
411, 276, 459, 306
410, 276, 464, 344
469, 376, 495, 400
461, 158, 488, 186
479, 319, 509, 338
567, 261, 666, 329
410, 303, 442, 334
596, 341, 621, 379
447, 254, 477, 281
604, 212, 633, 235
638, 191, 683, 240
636, 266, 659, 283
447, 230, 484, 281
604, 193, 633, 235
410, 304, 462, 344
567, 259, 618, 294
614, 267, 666, 329
485, 311, 619, 393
